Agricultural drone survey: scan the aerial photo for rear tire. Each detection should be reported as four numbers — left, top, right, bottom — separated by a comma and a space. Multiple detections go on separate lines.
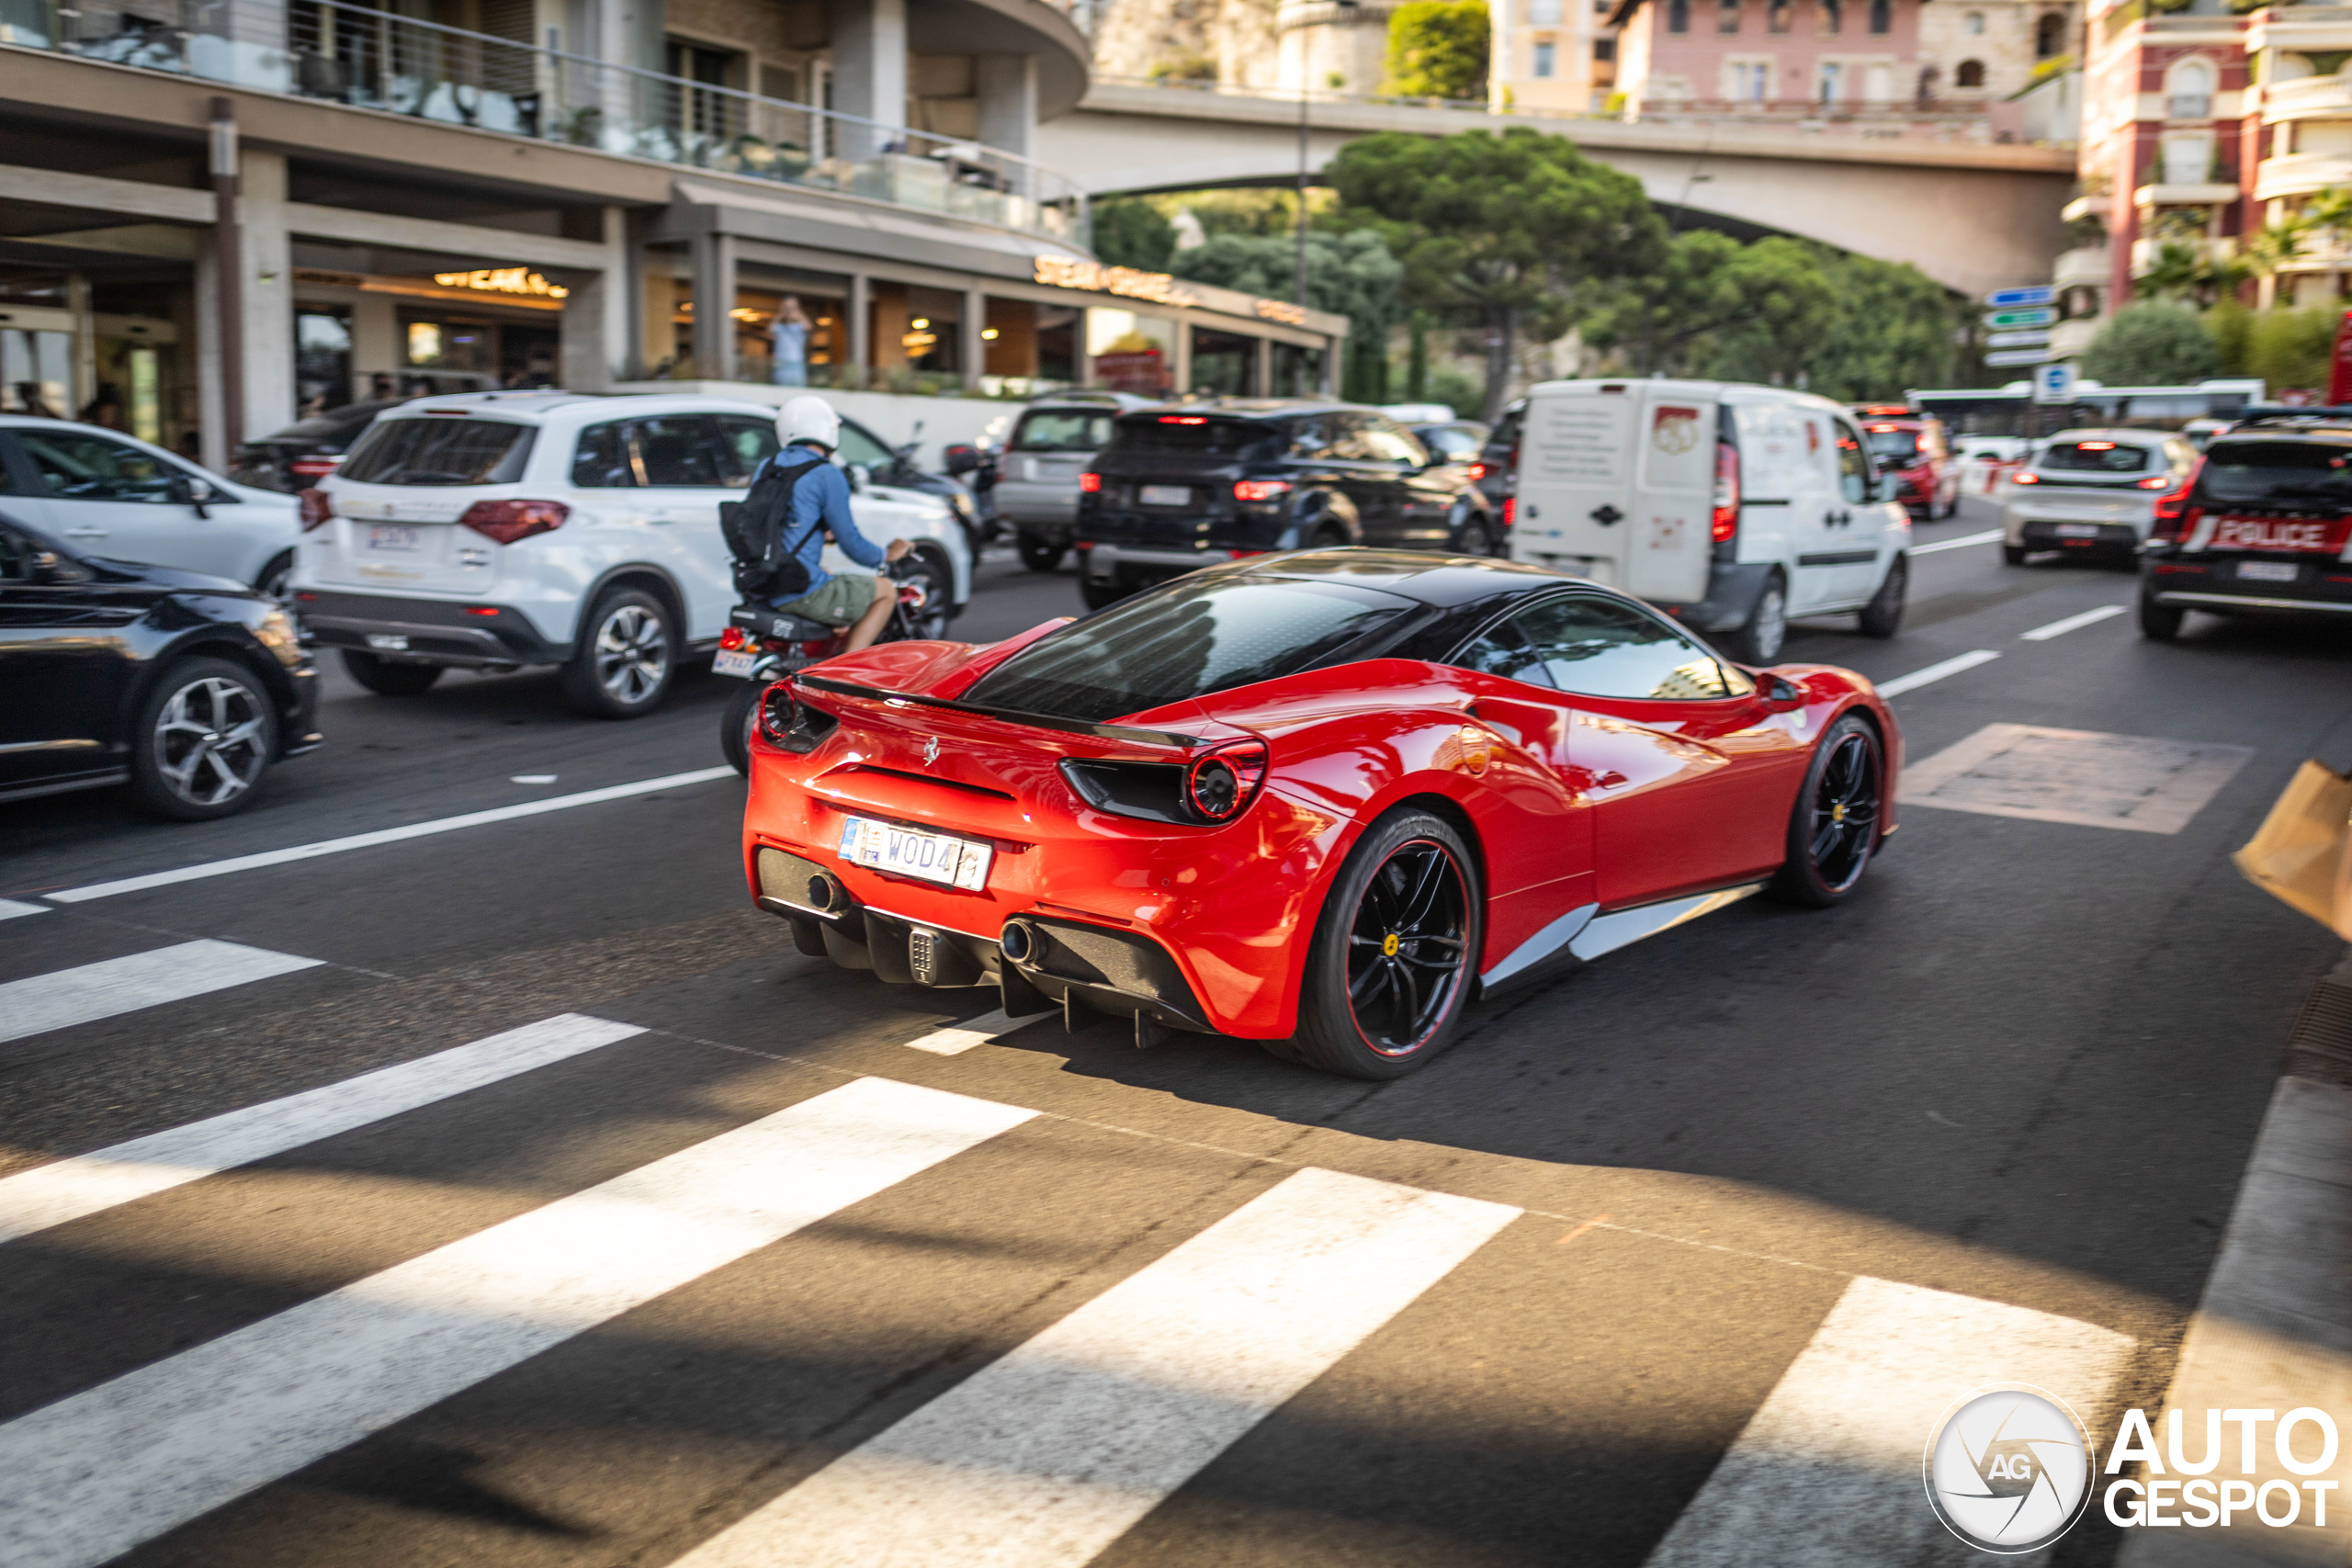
1767, 714, 1883, 908
1079, 576, 1127, 612
1017, 532, 1066, 572
561, 586, 676, 718
1724, 574, 1787, 665
720, 680, 761, 775
341, 650, 444, 696
1273, 810, 1482, 1080
893, 551, 955, 641
1856, 554, 1905, 639
2001, 544, 2029, 566
130, 656, 277, 821
2138, 587, 2186, 641
1454, 517, 1494, 557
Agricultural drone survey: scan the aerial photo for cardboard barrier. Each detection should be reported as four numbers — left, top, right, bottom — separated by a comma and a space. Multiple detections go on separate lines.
2234, 760, 2352, 940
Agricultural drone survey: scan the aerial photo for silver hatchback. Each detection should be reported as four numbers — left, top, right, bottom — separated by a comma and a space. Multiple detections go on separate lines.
2002, 429, 2198, 567
996, 393, 1155, 571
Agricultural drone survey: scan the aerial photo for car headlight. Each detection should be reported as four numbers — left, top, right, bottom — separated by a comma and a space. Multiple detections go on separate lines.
254, 606, 304, 667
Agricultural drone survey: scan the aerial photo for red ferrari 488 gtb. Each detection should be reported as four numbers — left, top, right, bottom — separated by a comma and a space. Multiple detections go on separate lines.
741, 549, 1900, 1078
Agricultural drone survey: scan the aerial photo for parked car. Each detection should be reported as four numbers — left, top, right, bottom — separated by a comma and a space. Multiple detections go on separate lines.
0, 415, 301, 600
1072, 401, 1498, 610
2001, 429, 2197, 567
292, 391, 971, 717
993, 391, 1155, 572
229, 398, 406, 493
0, 512, 320, 818
1477, 398, 1526, 539
741, 548, 1901, 1078
830, 412, 985, 558
1509, 378, 1911, 663
2139, 409, 2352, 639
1856, 411, 1959, 520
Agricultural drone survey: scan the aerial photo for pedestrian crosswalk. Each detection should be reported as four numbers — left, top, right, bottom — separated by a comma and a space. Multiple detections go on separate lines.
0, 928, 2143, 1568
0, 940, 322, 1044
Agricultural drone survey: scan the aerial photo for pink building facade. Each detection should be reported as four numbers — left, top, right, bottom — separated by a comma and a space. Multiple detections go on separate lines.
1611, 0, 1929, 111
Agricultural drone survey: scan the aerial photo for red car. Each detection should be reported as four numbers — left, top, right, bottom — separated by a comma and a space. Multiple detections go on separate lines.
741, 550, 1902, 1078
1856, 410, 1960, 520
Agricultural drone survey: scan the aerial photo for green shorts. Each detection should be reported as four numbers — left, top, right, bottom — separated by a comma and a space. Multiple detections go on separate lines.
775, 572, 877, 627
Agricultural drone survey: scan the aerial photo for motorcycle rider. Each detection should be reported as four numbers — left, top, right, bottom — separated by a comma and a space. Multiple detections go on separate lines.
761, 395, 911, 653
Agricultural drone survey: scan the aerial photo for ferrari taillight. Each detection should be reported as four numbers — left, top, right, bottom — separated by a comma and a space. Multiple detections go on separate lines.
459, 499, 569, 545
298, 488, 334, 531
1711, 442, 1740, 545
1184, 740, 1268, 823
757, 682, 797, 744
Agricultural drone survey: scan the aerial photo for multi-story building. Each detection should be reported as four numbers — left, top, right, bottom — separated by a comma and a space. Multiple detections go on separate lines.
1609, 0, 1930, 115
0, 0, 1345, 466
2244, 2, 2352, 307
1489, 0, 1601, 110
1917, 0, 2076, 109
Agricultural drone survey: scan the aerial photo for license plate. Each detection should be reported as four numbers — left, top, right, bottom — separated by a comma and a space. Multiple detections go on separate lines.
2237, 559, 2301, 582
839, 816, 992, 891
2054, 524, 2100, 537
1139, 484, 1190, 508
367, 525, 423, 552
713, 648, 757, 678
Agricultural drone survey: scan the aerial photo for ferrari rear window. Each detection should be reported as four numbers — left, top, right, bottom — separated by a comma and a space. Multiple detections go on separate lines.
963, 577, 1415, 724
339, 417, 535, 486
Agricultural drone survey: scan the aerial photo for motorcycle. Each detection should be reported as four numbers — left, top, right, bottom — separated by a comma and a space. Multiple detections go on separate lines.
944, 440, 1003, 546
716, 556, 939, 776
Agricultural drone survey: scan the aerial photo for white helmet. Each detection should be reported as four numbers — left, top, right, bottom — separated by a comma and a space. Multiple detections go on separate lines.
778, 394, 840, 452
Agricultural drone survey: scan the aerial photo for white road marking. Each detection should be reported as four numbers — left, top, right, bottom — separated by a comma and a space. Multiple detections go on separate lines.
2020, 604, 2128, 641
1873, 649, 2001, 698
0, 942, 322, 1046
1644, 1277, 2132, 1567
0, 1013, 644, 1243
903, 1008, 1048, 1055
675, 1166, 1521, 1568
45, 766, 738, 903
0, 898, 51, 920
0, 1077, 1035, 1568
1908, 528, 2005, 557
510, 773, 558, 784
1901, 723, 2254, 835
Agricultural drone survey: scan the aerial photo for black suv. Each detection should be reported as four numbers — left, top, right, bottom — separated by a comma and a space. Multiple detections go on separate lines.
2140, 409, 2352, 640
1073, 402, 1497, 609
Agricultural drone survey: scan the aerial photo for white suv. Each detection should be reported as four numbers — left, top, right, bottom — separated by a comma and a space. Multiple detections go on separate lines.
291, 392, 971, 717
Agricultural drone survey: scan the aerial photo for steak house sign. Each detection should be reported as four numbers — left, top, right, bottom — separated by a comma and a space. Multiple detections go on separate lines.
1032, 256, 1310, 328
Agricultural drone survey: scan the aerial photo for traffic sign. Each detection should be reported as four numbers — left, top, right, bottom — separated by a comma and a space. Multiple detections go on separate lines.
2034, 360, 2078, 403
1984, 307, 2059, 329
1985, 329, 2053, 349
1984, 346, 2055, 367
1986, 286, 2057, 309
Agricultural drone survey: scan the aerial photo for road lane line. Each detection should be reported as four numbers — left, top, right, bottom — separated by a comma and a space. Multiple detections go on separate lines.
0, 899, 50, 920
673, 1166, 1521, 1568
43, 765, 739, 904
1873, 649, 2001, 698
0, 942, 322, 1045
1907, 528, 2005, 557
0, 1013, 645, 1243
903, 1009, 1050, 1055
2020, 603, 2129, 641
1644, 1277, 2132, 1567
0, 1077, 1034, 1568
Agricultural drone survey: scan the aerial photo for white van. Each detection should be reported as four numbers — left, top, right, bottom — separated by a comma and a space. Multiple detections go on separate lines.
1507, 378, 1911, 663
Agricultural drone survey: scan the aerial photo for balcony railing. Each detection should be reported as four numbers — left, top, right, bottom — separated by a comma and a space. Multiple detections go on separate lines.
5, 0, 1091, 248
2263, 72, 2352, 119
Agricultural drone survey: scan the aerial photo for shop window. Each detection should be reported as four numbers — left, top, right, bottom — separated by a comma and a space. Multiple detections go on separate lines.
1956, 59, 1984, 87
1271, 341, 1324, 399
979, 298, 1073, 395
1036, 305, 1079, 387
1191, 326, 1259, 396
401, 312, 497, 393
295, 309, 353, 417
734, 280, 848, 389
1, 329, 72, 419
1087, 309, 1174, 395
867, 280, 961, 388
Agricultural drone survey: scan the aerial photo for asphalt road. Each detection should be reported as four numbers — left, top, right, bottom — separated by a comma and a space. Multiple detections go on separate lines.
5, 509, 2351, 1568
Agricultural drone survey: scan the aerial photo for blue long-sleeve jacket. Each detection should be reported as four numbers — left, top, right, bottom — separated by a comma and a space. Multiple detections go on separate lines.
763, 443, 883, 596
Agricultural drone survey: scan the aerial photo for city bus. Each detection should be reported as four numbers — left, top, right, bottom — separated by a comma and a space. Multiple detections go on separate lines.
1905, 378, 2266, 450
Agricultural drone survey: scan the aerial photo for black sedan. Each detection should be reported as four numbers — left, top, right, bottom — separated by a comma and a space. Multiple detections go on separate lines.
0, 513, 321, 818
229, 398, 406, 493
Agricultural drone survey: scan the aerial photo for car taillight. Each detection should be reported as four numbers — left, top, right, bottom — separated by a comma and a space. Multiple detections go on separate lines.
1467, 462, 1486, 480
1184, 740, 1269, 823
1233, 479, 1291, 502
1078, 472, 1102, 493
288, 456, 339, 479
2011, 471, 2040, 485
297, 488, 334, 531
458, 499, 569, 545
2149, 457, 2205, 542
2136, 475, 2171, 490
1500, 497, 1515, 528
1711, 441, 1740, 545
758, 681, 797, 744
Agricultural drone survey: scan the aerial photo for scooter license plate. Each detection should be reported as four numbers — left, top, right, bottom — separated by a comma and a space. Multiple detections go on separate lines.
713, 648, 758, 678
839, 816, 992, 891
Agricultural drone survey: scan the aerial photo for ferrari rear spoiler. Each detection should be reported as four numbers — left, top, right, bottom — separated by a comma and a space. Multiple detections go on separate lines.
792, 672, 1206, 750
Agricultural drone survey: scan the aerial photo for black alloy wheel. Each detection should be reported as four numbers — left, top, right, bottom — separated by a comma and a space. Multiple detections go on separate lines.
130, 656, 277, 820
1273, 810, 1482, 1079
2138, 586, 2186, 641
891, 552, 955, 641
1857, 553, 1905, 638
1769, 714, 1883, 907
1454, 517, 1494, 557
1017, 533, 1066, 572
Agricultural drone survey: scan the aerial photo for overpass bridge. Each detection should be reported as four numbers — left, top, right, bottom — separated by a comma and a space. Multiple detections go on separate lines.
1037, 82, 2075, 299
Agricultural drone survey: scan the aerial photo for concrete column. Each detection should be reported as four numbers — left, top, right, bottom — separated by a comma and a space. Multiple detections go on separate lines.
1253, 334, 1272, 398
828, 0, 907, 161
350, 293, 399, 400
847, 273, 871, 388
689, 225, 737, 381
193, 245, 226, 471
238, 147, 295, 440
962, 286, 986, 389
976, 53, 1037, 196
560, 205, 631, 390
67, 272, 96, 414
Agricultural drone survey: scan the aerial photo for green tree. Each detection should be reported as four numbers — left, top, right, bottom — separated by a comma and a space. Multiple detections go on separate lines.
1170, 229, 1405, 400
1092, 199, 1175, 272
1579, 231, 1834, 380
2080, 301, 2218, 385
1329, 128, 1663, 419
1385, 0, 1490, 100
2247, 306, 2337, 395
1800, 250, 1961, 400
2204, 297, 2253, 376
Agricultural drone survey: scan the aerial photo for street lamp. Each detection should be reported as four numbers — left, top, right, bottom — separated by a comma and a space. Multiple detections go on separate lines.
1295, 0, 1359, 309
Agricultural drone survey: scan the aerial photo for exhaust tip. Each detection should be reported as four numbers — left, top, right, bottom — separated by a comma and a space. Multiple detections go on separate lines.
999, 919, 1033, 964
806, 874, 840, 912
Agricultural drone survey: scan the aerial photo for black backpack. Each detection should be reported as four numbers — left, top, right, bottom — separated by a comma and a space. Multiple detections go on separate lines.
718, 454, 828, 602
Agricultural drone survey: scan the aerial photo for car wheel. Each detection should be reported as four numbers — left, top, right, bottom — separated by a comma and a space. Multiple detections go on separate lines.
252, 551, 294, 604
720, 679, 761, 776
1767, 714, 1883, 908
2138, 587, 2186, 641
1310, 525, 1349, 549
1724, 574, 1787, 665
1080, 577, 1127, 612
893, 551, 955, 641
561, 586, 676, 718
130, 656, 277, 821
1017, 533, 1066, 572
341, 649, 444, 696
2001, 544, 2028, 566
1856, 554, 1905, 638
1454, 517, 1495, 557
1275, 810, 1483, 1080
